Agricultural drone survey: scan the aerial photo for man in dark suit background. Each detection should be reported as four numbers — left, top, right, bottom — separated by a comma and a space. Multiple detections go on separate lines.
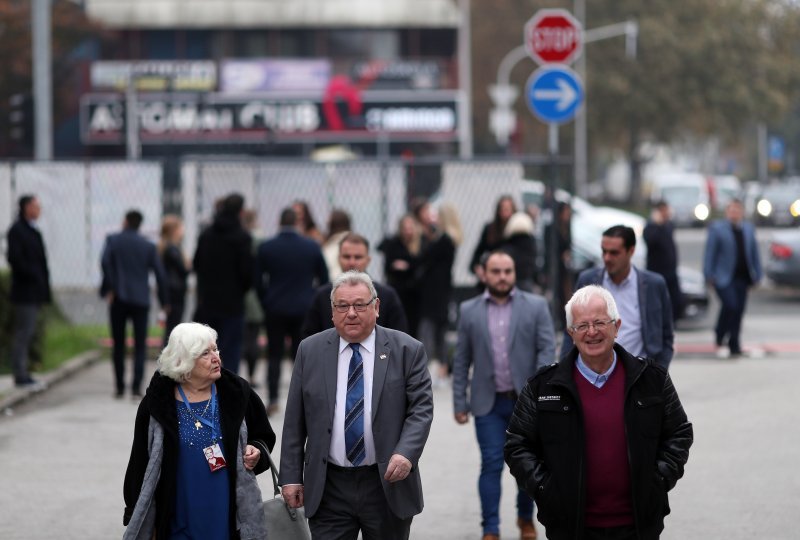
6, 195, 51, 388
560, 225, 674, 370
101, 209, 168, 397
255, 206, 328, 415
644, 200, 682, 322
280, 270, 433, 540
193, 192, 253, 377
302, 232, 407, 338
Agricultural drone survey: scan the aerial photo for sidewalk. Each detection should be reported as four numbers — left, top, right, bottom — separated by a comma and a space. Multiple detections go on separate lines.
2, 342, 799, 538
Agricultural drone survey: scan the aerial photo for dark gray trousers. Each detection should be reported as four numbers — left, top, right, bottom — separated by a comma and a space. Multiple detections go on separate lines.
11, 303, 40, 383
309, 464, 412, 540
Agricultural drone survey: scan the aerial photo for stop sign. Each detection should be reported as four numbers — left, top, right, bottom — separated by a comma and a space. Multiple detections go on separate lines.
524, 8, 583, 65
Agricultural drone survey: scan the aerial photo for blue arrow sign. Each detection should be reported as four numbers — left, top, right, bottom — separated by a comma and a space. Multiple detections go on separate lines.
526, 65, 583, 124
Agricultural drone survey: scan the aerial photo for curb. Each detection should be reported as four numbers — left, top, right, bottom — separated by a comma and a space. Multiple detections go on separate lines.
0, 349, 105, 414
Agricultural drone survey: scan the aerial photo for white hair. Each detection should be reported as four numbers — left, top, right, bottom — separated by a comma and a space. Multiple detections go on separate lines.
565, 285, 620, 329
157, 322, 218, 382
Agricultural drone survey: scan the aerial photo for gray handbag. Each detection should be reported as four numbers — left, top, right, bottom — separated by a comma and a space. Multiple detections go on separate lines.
262, 448, 312, 540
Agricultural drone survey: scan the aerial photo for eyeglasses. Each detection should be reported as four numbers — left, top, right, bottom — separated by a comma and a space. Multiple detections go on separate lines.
569, 319, 616, 334
332, 297, 376, 313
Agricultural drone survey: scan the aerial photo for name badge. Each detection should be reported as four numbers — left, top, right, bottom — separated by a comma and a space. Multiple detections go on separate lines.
203, 442, 227, 472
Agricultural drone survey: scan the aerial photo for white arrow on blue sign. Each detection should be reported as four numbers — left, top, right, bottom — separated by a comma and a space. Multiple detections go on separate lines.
525, 65, 584, 124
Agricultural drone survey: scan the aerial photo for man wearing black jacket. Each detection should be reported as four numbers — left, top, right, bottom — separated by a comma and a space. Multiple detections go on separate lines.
302, 232, 407, 339
6, 195, 51, 387
193, 193, 253, 377
505, 285, 692, 540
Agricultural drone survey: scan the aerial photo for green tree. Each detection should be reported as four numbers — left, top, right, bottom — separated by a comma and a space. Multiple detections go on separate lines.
586, 0, 800, 201
0, 0, 103, 156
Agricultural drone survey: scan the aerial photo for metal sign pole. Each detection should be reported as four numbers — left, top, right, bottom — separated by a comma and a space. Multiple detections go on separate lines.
547, 123, 561, 326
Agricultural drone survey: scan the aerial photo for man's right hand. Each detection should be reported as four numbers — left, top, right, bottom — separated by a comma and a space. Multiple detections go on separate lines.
281, 484, 304, 509
454, 412, 469, 424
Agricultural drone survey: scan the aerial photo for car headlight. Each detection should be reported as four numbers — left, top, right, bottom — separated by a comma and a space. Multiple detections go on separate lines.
757, 199, 772, 217
694, 204, 710, 221
791, 200, 800, 218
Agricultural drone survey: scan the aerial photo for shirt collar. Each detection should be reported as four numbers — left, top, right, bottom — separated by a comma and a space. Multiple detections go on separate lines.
482, 287, 516, 304
603, 265, 637, 288
576, 350, 617, 386
339, 328, 376, 355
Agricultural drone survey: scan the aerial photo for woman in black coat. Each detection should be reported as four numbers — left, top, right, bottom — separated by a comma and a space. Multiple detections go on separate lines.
378, 214, 422, 337
501, 211, 538, 293
158, 215, 190, 347
415, 202, 463, 379
470, 195, 517, 283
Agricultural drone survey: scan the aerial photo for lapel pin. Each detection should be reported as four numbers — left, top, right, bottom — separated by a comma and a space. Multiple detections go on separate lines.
380, 353, 387, 360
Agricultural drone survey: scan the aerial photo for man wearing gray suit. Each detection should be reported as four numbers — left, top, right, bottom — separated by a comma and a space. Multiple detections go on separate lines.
453, 250, 556, 540
280, 270, 433, 540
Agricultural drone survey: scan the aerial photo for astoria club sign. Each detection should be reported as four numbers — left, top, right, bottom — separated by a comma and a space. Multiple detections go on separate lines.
80, 91, 459, 145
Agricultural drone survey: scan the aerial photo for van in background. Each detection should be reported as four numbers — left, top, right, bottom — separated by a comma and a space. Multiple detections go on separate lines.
649, 172, 711, 227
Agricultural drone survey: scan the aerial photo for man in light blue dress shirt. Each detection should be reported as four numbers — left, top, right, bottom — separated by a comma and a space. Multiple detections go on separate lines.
560, 225, 674, 369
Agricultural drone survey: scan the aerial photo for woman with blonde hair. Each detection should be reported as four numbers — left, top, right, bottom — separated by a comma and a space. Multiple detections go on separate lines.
415, 202, 463, 380
502, 211, 538, 293
158, 214, 190, 347
378, 213, 422, 337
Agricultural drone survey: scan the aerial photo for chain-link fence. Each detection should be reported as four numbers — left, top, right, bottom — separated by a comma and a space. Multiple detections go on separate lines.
0, 155, 568, 323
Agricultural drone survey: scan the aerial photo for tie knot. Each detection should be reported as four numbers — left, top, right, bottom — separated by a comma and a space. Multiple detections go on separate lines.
350, 343, 360, 353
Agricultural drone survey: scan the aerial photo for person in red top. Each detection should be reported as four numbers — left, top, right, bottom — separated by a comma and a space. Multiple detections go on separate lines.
505, 285, 693, 540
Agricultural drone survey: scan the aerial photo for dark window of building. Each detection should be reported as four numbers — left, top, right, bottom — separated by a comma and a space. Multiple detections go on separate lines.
234, 30, 270, 57
326, 29, 399, 60
185, 30, 212, 59
403, 29, 456, 57
279, 29, 318, 57
143, 30, 177, 59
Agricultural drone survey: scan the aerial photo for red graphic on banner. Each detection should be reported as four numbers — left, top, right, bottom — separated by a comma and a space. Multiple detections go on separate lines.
322, 76, 363, 131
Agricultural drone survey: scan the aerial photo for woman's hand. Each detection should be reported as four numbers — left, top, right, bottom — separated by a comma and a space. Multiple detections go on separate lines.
243, 444, 260, 470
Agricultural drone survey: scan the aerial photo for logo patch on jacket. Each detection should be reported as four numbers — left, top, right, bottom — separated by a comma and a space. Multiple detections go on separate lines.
538, 395, 560, 402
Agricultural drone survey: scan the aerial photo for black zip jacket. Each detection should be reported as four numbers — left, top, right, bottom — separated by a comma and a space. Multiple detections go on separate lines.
504, 344, 693, 540
123, 369, 276, 539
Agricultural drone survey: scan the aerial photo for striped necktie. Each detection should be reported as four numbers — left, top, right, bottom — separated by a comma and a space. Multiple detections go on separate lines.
345, 342, 365, 466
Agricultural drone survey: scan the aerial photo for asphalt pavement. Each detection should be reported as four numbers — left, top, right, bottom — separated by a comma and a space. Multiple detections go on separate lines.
1, 314, 800, 539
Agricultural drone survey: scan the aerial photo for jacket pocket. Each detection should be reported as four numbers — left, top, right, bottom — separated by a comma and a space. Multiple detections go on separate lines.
633, 395, 663, 437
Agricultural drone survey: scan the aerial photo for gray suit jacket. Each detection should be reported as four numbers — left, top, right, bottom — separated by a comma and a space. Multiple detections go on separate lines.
452, 290, 556, 418
560, 267, 674, 369
279, 325, 433, 519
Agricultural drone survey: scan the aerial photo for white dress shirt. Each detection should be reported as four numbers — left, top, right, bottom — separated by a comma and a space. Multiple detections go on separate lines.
329, 329, 377, 466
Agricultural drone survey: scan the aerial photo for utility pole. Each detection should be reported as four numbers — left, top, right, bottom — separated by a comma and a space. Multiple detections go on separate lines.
32, 0, 53, 160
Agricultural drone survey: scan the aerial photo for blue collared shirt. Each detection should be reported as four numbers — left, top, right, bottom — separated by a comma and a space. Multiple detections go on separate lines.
576, 351, 618, 388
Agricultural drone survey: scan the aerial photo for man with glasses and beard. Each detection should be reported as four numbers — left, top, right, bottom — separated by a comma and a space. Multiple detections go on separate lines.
452, 250, 555, 540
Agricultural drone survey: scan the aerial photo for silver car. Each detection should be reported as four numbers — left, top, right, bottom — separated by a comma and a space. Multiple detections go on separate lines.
766, 229, 800, 287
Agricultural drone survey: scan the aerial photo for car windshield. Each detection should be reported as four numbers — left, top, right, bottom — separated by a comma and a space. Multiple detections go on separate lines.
661, 186, 702, 206
762, 187, 799, 205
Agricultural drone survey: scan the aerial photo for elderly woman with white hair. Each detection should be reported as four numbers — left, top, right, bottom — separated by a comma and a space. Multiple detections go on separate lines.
123, 322, 275, 540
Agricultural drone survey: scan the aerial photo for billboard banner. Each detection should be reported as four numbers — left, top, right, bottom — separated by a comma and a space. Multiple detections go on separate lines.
220, 59, 332, 93
90, 61, 217, 91
80, 89, 459, 145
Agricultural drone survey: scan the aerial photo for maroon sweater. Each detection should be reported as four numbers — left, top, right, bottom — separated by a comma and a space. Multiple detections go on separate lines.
574, 361, 634, 528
